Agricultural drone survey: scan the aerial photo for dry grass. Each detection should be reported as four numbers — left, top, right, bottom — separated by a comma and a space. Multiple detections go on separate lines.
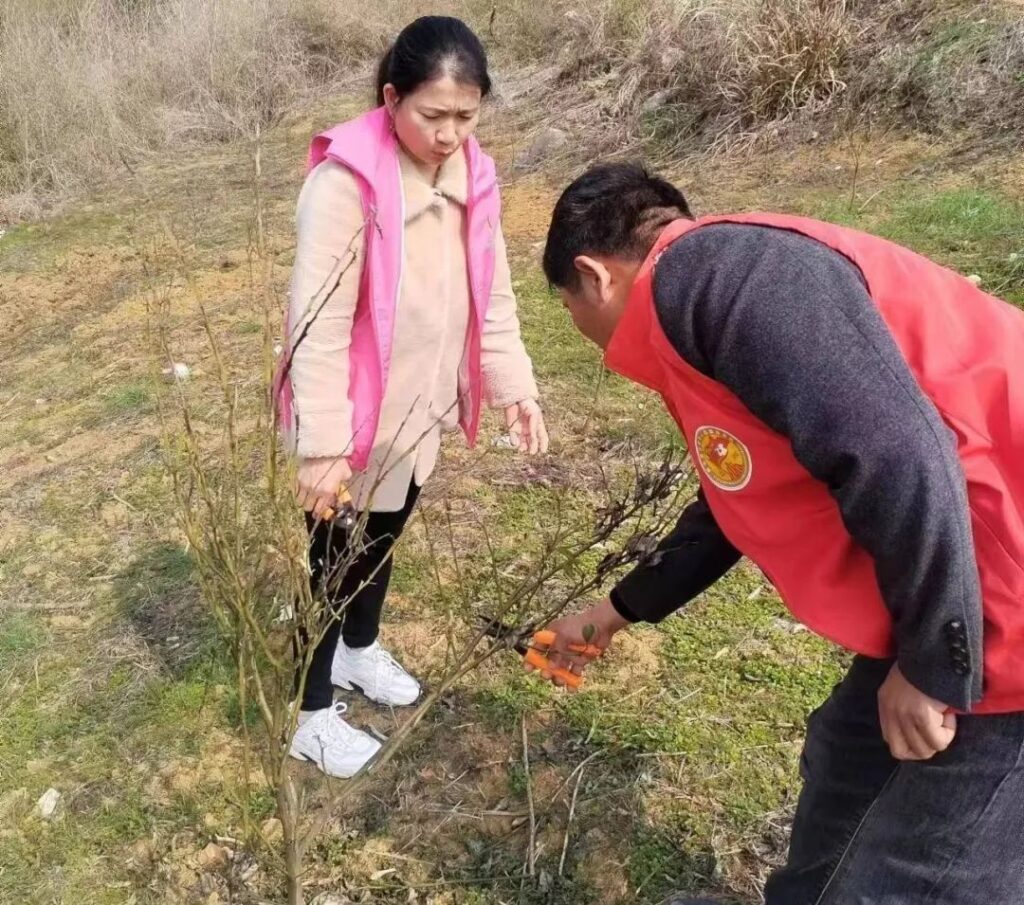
517, 0, 1023, 161
521, 0, 856, 158
2, 0, 1022, 219
0, 0, 373, 218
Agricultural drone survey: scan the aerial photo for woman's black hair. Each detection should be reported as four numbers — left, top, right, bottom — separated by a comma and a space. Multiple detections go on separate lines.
542, 163, 693, 291
375, 16, 492, 107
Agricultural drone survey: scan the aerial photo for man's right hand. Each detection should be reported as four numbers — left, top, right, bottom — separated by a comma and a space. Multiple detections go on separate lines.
296, 456, 352, 520
531, 598, 631, 688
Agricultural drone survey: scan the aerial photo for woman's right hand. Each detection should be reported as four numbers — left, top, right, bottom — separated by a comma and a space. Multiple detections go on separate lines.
296, 456, 353, 520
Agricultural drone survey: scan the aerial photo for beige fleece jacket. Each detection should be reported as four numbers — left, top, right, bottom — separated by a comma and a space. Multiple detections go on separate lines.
288, 145, 539, 512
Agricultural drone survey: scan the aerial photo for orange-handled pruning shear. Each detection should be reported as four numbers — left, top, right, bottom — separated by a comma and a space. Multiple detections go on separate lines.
478, 616, 603, 689
322, 484, 357, 530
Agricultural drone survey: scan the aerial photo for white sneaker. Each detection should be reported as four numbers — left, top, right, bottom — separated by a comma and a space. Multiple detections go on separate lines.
331, 641, 421, 706
287, 702, 381, 778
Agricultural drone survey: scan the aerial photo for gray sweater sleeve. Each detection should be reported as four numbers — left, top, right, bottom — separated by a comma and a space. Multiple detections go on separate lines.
611, 490, 741, 624
644, 223, 983, 709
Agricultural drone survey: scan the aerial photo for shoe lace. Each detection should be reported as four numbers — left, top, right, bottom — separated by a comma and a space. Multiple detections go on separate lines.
371, 646, 408, 680
322, 702, 360, 745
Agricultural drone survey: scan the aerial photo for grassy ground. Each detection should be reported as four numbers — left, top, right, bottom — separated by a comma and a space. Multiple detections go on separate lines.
2, 95, 1023, 905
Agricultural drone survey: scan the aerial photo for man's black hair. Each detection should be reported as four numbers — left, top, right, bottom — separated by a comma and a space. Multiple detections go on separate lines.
542, 163, 692, 291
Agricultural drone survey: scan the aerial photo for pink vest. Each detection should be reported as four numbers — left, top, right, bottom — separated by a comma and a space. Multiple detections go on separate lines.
275, 107, 501, 469
607, 215, 1024, 714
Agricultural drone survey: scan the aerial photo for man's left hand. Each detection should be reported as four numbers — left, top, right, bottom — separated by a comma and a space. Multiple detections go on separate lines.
878, 663, 957, 761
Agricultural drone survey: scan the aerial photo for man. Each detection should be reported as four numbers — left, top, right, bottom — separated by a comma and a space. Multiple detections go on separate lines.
538, 163, 1024, 903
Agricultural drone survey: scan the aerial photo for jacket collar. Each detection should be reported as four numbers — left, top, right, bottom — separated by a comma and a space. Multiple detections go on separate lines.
399, 145, 469, 223
310, 107, 495, 211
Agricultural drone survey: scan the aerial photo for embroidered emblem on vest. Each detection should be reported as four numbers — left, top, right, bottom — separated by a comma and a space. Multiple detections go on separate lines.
694, 426, 752, 491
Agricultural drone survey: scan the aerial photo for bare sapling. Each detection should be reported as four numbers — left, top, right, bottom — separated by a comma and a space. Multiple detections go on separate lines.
147, 136, 694, 904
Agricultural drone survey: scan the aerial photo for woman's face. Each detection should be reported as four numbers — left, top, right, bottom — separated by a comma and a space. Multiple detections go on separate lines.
383, 75, 482, 169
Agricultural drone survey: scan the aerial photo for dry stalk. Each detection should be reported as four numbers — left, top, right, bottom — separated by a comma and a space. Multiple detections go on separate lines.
558, 752, 594, 877
522, 714, 537, 879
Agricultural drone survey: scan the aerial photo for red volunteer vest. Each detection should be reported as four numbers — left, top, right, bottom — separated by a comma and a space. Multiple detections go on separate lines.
605, 215, 1024, 714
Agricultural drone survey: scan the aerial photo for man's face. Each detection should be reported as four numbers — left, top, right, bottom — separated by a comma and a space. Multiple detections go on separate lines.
559, 286, 614, 348
558, 256, 636, 350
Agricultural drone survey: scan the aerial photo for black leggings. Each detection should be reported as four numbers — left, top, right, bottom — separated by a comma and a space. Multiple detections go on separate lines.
296, 482, 421, 711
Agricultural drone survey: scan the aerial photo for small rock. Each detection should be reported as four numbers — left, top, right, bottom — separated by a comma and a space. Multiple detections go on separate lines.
21, 563, 43, 579
261, 817, 283, 843
641, 89, 673, 114
514, 127, 570, 169
234, 853, 258, 882
966, 274, 983, 287
35, 398, 46, 407
198, 842, 230, 870
771, 617, 808, 635
161, 362, 191, 382
35, 787, 61, 821
273, 343, 283, 357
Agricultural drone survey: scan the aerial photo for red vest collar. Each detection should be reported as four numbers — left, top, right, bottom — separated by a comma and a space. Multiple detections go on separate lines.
604, 218, 700, 391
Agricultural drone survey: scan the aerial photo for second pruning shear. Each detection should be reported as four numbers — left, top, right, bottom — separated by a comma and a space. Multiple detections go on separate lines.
478, 615, 603, 689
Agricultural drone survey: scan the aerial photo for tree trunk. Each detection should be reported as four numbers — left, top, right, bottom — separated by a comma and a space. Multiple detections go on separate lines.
278, 773, 304, 905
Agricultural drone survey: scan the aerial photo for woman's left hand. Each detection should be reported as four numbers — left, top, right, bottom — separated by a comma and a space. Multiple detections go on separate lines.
504, 399, 549, 455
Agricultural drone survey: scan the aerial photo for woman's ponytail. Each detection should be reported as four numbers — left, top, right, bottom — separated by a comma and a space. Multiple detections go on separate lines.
375, 44, 394, 107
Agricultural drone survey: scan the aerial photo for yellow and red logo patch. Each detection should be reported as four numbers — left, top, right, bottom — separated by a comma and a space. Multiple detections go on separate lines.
694, 426, 752, 491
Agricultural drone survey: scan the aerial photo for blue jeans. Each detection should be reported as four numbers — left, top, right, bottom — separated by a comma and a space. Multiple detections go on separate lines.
765, 656, 1024, 904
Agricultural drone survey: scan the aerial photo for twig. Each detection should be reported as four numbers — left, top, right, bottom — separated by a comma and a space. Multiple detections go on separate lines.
521, 715, 536, 879
110, 492, 139, 512
546, 750, 602, 805
558, 756, 590, 877
858, 188, 885, 213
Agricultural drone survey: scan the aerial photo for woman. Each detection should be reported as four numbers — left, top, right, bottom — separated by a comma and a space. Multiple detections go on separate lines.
277, 16, 548, 778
